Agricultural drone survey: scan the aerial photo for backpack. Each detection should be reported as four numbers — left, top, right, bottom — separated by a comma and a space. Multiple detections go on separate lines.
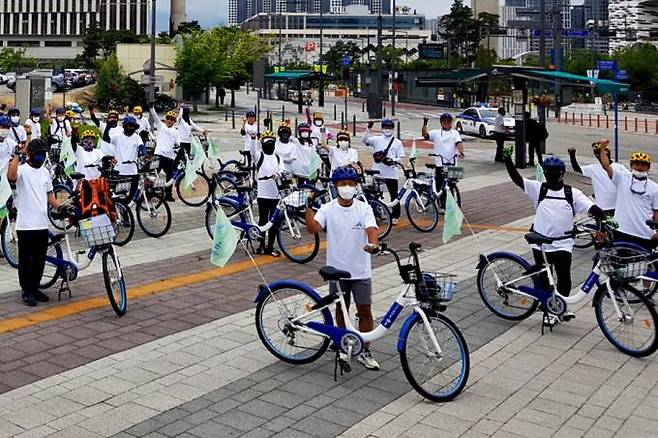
77, 177, 117, 221
257, 152, 280, 172
537, 183, 574, 216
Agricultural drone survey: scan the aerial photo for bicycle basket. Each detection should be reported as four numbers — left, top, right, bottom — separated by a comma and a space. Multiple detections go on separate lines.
446, 166, 464, 180
107, 176, 133, 194
78, 214, 116, 248
283, 190, 309, 208
415, 272, 457, 303
598, 249, 652, 280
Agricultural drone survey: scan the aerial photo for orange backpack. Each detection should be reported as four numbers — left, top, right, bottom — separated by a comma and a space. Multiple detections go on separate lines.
77, 177, 117, 221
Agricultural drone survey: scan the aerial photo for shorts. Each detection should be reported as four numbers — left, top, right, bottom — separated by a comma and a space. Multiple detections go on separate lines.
329, 279, 372, 306
613, 230, 654, 252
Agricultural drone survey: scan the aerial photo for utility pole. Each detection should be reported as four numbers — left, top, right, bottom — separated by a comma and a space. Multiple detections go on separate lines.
391, 0, 396, 117
278, 11, 282, 68
149, 0, 156, 102
539, 0, 546, 67
319, 3, 325, 107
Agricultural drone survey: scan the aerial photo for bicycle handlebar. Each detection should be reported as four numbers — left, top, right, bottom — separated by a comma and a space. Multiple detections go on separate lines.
428, 154, 458, 166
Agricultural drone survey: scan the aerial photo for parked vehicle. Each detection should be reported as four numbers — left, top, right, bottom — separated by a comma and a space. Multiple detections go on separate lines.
455, 107, 515, 139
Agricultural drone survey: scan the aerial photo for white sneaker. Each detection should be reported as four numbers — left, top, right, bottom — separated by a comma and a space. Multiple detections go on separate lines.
392, 218, 399, 226
357, 351, 380, 370
543, 313, 560, 326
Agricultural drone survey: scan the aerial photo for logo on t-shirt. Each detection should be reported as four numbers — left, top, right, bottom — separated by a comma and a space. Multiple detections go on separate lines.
353, 221, 366, 229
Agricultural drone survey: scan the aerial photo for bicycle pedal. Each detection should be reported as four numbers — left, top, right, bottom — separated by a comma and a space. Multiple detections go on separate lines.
561, 314, 576, 322
339, 360, 351, 373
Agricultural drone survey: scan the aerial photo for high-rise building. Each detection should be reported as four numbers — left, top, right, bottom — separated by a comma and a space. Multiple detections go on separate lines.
170, 0, 187, 35
583, 0, 609, 54
0, 0, 148, 59
499, 1, 529, 59
609, 0, 658, 50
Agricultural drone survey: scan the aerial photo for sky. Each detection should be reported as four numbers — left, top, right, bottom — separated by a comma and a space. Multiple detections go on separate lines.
153, 0, 454, 32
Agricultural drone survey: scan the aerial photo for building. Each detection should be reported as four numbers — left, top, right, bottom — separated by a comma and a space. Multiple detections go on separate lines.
499, 1, 529, 59
0, 0, 148, 59
609, 0, 658, 51
241, 6, 429, 65
229, 0, 392, 26
570, 4, 586, 50
506, 0, 573, 57
471, 0, 500, 55
170, 0, 187, 35
583, 0, 609, 54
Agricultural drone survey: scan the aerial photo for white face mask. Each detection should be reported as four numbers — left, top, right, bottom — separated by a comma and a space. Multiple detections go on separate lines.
632, 170, 649, 179
57, 116, 65, 122
10, 116, 19, 124
382, 129, 394, 137
314, 120, 323, 127
338, 140, 350, 150
337, 185, 357, 200
31, 117, 39, 123
300, 132, 310, 139
0, 128, 9, 140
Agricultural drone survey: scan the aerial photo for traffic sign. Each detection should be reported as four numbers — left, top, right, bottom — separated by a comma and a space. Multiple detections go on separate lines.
564, 29, 588, 38
586, 69, 600, 79
615, 70, 629, 80
596, 60, 617, 71
418, 43, 443, 60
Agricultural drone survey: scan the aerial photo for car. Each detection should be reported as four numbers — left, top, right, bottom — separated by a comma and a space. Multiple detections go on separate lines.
455, 107, 515, 139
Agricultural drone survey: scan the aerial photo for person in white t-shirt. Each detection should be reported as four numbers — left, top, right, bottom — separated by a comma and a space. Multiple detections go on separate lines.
175, 106, 206, 168
72, 128, 105, 180
130, 106, 151, 144
24, 108, 42, 142
422, 113, 464, 197
110, 116, 142, 202
251, 131, 284, 257
568, 140, 628, 215
151, 107, 181, 202
89, 107, 123, 157
47, 107, 72, 151
306, 165, 380, 370
323, 130, 358, 170
7, 138, 65, 307
241, 110, 258, 167
0, 116, 17, 172
7, 108, 27, 148
362, 118, 405, 224
505, 154, 605, 326
493, 107, 509, 163
274, 122, 300, 173
310, 112, 333, 148
600, 150, 658, 251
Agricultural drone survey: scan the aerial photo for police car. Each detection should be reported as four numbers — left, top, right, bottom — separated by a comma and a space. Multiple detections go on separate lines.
454, 107, 515, 139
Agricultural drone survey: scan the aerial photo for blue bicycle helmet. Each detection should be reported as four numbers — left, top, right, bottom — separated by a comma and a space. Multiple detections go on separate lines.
0, 115, 11, 126
122, 115, 138, 126
55, 107, 66, 114
381, 118, 394, 128
331, 166, 358, 183
29, 108, 41, 117
246, 110, 256, 118
542, 156, 566, 170
439, 112, 453, 121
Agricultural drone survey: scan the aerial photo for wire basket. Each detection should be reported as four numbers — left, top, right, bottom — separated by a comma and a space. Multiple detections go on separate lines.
78, 214, 116, 248
151, 171, 167, 188
415, 272, 458, 303
283, 190, 309, 208
446, 166, 464, 180
598, 249, 653, 280
106, 176, 133, 194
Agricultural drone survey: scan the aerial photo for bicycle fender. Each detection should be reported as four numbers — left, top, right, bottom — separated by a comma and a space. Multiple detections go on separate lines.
254, 280, 335, 326
216, 196, 242, 210
397, 312, 421, 352
476, 252, 533, 272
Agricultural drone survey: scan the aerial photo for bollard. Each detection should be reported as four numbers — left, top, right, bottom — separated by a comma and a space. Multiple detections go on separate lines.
656, 120, 658, 135
231, 110, 235, 129
580, 113, 583, 126
225, 109, 228, 121
383, 105, 387, 118
353, 114, 357, 136
635, 117, 638, 132
589, 114, 592, 127
397, 121, 401, 139
572, 113, 576, 124
362, 101, 365, 112
597, 114, 600, 128
645, 119, 649, 133
624, 116, 628, 131
282, 105, 285, 122
341, 112, 344, 128
557, 112, 561, 123
606, 115, 609, 129
334, 104, 337, 121
294, 117, 298, 132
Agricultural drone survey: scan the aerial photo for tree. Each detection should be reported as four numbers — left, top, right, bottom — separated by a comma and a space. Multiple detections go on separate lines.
565, 49, 609, 76
175, 31, 214, 111
321, 41, 362, 76
81, 23, 146, 66
0, 48, 27, 71
474, 47, 497, 69
613, 43, 658, 99
438, 0, 480, 66
94, 53, 123, 105
175, 21, 202, 36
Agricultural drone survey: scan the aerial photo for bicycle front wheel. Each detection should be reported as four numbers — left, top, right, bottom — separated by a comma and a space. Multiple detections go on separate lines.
277, 212, 320, 264
477, 254, 539, 320
449, 184, 462, 208
102, 246, 127, 316
136, 193, 172, 238
176, 173, 211, 207
594, 285, 658, 357
114, 203, 135, 246
370, 199, 392, 240
406, 191, 439, 233
400, 313, 469, 402
255, 283, 331, 364
1, 218, 19, 268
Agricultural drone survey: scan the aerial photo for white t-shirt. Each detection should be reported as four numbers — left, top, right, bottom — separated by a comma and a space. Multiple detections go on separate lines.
110, 133, 141, 175
314, 199, 377, 280
329, 146, 358, 169
251, 144, 282, 200
523, 178, 594, 252
177, 115, 202, 143
8, 125, 27, 144
99, 123, 123, 156
428, 129, 461, 166
613, 171, 658, 240
310, 125, 332, 147
275, 139, 298, 172
0, 138, 17, 173
581, 162, 628, 211
25, 119, 42, 140
15, 164, 53, 231
49, 119, 71, 143
135, 115, 151, 135
362, 131, 405, 180
243, 122, 258, 152
152, 111, 181, 160
494, 114, 506, 134
75, 148, 105, 180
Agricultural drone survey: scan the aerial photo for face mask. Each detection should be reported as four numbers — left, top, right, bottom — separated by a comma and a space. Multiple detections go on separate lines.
31, 117, 39, 123
262, 141, 275, 155
279, 132, 290, 143
314, 120, 323, 127
10, 116, 19, 124
338, 140, 350, 150
29, 152, 46, 168
544, 169, 564, 188
632, 170, 649, 180
82, 137, 96, 152
0, 128, 9, 140
337, 185, 357, 200
57, 116, 65, 122
123, 126, 136, 136
383, 129, 393, 137
300, 132, 310, 139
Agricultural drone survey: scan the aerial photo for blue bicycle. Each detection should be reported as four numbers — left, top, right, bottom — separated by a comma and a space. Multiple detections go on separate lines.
254, 242, 470, 402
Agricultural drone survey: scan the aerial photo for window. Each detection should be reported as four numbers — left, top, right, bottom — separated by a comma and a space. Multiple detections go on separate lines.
45, 40, 72, 46
8, 40, 39, 46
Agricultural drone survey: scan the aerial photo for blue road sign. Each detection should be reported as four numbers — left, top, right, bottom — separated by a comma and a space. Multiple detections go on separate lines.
596, 60, 617, 71
564, 29, 588, 38
615, 70, 629, 81
341, 55, 352, 67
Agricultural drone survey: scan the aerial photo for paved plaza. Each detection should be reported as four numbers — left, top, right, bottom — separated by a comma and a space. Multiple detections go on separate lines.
1, 91, 658, 437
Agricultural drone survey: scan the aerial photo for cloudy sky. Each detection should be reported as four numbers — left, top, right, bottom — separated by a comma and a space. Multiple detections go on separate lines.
155, 0, 456, 31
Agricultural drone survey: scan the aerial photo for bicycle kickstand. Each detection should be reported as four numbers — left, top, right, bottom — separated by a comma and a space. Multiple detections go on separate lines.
541, 310, 553, 336
58, 277, 72, 301
333, 346, 352, 382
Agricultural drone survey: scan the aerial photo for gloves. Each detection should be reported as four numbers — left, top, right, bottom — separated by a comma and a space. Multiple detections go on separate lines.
367, 121, 374, 129
240, 128, 246, 136
423, 117, 429, 125
502, 146, 514, 160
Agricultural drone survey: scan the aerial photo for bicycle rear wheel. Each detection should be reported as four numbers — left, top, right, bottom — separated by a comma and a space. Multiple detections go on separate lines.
277, 212, 320, 264
175, 173, 211, 207
400, 312, 469, 402
594, 285, 658, 357
114, 203, 135, 246
370, 199, 392, 240
103, 246, 127, 316
205, 200, 247, 240
40, 244, 63, 289
406, 191, 439, 233
477, 254, 539, 320
49, 184, 74, 231
136, 193, 172, 238
255, 283, 331, 364
1, 218, 19, 268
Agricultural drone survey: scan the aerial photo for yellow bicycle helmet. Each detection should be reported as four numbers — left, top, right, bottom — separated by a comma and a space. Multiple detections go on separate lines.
336, 130, 351, 140
313, 112, 324, 121
132, 106, 143, 114
79, 128, 99, 139
630, 152, 652, 164
260, 130, 276, 141
591, 140, 610, 151
165, 110, 178, 119
65, 110, 76, 119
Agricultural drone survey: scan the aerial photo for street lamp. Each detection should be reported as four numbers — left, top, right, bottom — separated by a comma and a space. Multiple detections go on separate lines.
319, 3, 324, 107
149, 0, 156, 102
391, 0, 396, 117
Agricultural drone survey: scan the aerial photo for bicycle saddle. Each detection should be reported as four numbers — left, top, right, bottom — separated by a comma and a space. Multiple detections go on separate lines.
232, 171, 250, 179
48, 233, 66, 245
364, 169, 381, 176
524, 232, 556, 245
318, 176, 331, 183
647, 220, 658, 230
70, 172, 86, 180
425, 163, 437, 169
235, 186, 253, 193
319, 266, 352, 281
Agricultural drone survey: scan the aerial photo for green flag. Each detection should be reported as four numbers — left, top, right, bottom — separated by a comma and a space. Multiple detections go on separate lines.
183, 136, 207, 190
0, 207, 7, 220
0, 171, 10, 212
307, 149, 323, 180
409, 139, 417, 160
60, 136, 76, 176
210, 207, 239, 267
207, 137, 221, 160
442, 191, 464, 243
535, 163, 546, 182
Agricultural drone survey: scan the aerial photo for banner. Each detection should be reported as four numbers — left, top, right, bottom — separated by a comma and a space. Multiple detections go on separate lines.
60, 136, 76, 176
210, 207, 239, 268
0, 170, 11, 213
183, 136, 208, 190
307, 150, 323, 180
207, 137, 221, 160
536, 163, 546, 182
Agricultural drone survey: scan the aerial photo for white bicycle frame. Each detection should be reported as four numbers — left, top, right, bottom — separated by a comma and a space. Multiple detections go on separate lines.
379, 177, 428, 210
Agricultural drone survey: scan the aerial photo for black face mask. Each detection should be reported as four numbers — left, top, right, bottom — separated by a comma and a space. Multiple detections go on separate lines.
544, 169, 564, 189
123, 126, 137, 136
108, 119, 118, 127
262, 141, 275, 155
279, 132, 291, 143
29, 152, 46, 168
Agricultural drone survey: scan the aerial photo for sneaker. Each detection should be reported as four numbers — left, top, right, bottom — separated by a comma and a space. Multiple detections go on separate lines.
33, 290, 50, 302
561, 311, 576, 321
165, 196, 176, 203
543, 313, 560, 326
357, 351, 380, 370
391, 218, 399, 226
21, 291, 37, 307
